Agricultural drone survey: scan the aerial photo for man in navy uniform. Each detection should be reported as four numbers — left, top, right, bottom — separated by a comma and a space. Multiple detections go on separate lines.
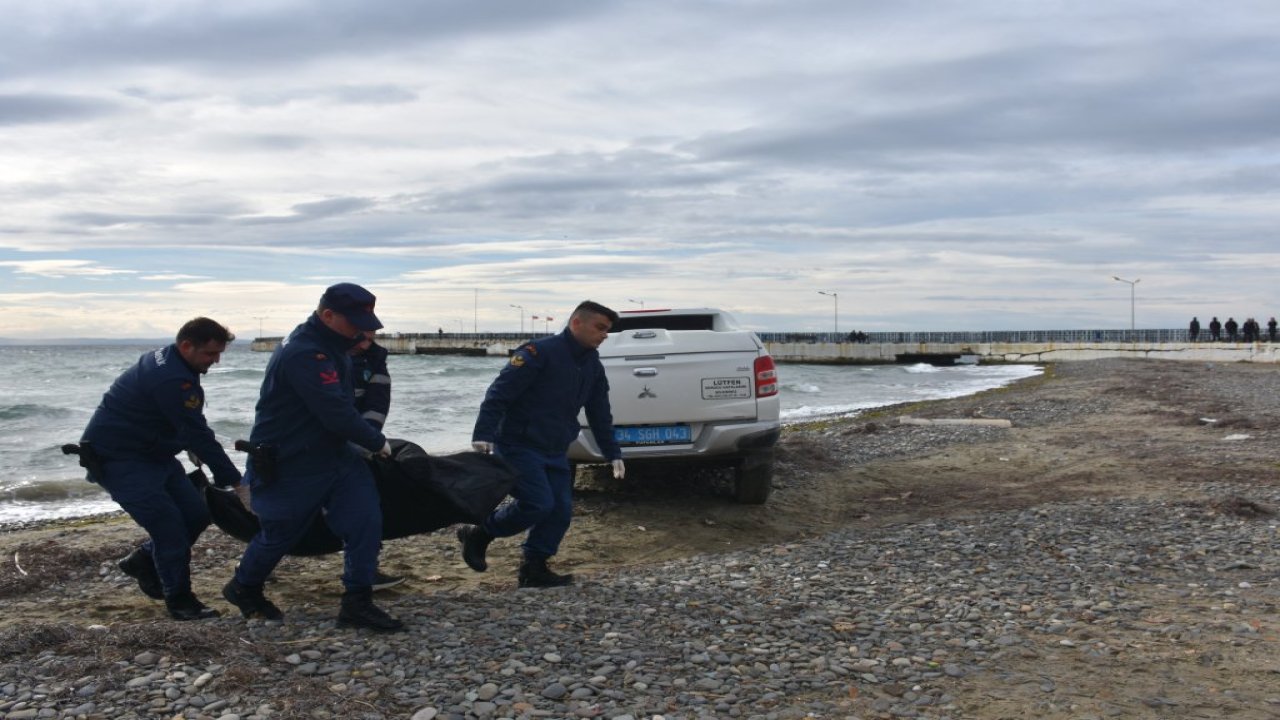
223, 283, 401, 631
456, 300, 625, 587
80, 317, 241, 620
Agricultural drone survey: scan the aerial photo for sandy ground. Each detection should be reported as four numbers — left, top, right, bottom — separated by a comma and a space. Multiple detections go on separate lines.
2, 358, 1279, 718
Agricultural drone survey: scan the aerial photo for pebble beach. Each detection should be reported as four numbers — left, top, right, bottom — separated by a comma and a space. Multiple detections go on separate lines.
1, 358, 1278, 720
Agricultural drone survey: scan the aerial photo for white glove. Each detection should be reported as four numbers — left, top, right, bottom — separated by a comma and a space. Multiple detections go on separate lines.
612, 459, 626, 480
377, 441, 392, 458
472, 441, 494, 454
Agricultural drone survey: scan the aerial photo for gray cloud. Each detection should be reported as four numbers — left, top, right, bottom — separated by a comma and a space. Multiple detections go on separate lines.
0, 1, 612, 77
6, 0, 1280, 335
58, 212, 222, 228
208, 133, 318, 151
237, 197, 375, 225
238, 84, 419, 107
0, 93, 121, 125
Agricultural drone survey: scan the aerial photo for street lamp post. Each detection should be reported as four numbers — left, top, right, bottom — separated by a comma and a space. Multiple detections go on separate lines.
628, 298, 645, 309
817, 290, 839, 336
1111, 276, 1140, 340
252, 316, 267, 339
509, 304, 525, 334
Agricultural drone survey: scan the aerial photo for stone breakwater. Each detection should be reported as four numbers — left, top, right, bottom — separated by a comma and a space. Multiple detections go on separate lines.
2, 483, 1276, 720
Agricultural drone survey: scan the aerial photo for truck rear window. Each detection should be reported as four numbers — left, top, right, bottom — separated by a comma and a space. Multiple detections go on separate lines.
612, 314, 716, 331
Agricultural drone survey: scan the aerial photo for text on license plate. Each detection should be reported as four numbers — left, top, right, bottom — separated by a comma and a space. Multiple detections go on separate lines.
614, 425, 692, 445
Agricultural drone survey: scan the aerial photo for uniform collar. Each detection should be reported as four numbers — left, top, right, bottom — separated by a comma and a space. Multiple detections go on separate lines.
560, 328, 594, 359
305, 313, 363, 352
166, 343, 200, 377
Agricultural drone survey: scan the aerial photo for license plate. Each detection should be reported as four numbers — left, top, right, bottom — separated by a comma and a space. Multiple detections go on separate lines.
614, 425, 692, 445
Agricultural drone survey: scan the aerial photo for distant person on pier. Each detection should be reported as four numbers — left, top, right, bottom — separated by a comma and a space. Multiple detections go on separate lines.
78, 317, 241, 621
1269, 317, 1278, 342
1209, 317, 1222, 341
1244, 318, 1259, 343
1188, 317, 1200, 342
1225, 317, 1239, 342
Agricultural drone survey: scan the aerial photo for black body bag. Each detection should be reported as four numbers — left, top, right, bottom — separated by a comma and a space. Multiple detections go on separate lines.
196, 439, 515, 556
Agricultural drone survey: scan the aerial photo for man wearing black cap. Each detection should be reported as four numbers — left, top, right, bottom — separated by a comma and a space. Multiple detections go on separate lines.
222, 283, 402, 631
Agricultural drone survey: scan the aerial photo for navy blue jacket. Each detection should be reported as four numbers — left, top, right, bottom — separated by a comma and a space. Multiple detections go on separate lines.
250, 314, 386, 473
351, 341, 391, 430
473, 329, 621, 459
82, 344, 242, 487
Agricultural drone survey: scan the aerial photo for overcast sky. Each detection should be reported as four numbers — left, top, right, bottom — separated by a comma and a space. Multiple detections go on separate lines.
3, 0, 1279, 339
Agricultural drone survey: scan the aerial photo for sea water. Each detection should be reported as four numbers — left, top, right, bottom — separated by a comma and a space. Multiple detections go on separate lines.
0, 344, 1039, 524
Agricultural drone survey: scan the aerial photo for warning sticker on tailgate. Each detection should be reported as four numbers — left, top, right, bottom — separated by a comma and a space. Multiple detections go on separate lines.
701, 376, 751, 399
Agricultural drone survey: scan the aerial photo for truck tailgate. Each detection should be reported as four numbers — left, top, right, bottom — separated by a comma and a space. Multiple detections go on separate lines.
599, 328, 762, 425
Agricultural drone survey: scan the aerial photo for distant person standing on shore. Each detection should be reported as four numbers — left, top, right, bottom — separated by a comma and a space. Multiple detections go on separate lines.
1188, 317, 1200, 342
1209, 317, 1222, 341
79, 317, 241, 621
1269, 317, 1278, 342
1225, 317, 1239, 342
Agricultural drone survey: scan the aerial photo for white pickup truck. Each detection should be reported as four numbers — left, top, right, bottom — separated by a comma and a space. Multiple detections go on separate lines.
567, 308, 781, 503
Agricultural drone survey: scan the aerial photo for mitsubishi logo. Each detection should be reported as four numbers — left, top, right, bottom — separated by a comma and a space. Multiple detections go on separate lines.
638, 385, 657, 399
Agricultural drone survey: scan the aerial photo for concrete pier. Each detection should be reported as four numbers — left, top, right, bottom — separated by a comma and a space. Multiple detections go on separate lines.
250, 335, 1280, 364
765, 340, 1280, 364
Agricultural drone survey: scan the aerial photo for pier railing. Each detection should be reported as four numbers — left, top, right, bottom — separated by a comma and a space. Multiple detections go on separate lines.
251, 329, 1280, 364
264, 328, 1260, 345
254, 328, 1275, 347
757, 329, 1270, 344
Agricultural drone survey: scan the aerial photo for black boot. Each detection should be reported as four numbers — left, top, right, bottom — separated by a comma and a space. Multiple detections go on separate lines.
338, 589, 404, 632
518, 556, 574, 588
456, 525, 493, 572
117, 547, 163, 600
166, 591, 220, 621
222, 578, 283, 621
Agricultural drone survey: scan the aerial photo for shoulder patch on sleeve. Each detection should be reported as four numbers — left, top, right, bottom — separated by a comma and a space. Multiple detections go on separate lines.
184, 394, 202, 409
315, 353, 328, 361
180, 382, 193, 390
509, 354, 525, 368
524, 344, 538, 356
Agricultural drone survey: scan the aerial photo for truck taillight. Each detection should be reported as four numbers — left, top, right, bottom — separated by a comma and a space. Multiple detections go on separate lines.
754, 355, 778, 397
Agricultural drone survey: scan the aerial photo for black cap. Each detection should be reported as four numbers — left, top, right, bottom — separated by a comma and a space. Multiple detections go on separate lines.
320, 283, 383, 331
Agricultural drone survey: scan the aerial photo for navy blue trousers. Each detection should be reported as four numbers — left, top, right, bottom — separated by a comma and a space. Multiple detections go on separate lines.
234, 450, 381, 591
483, 444, 573, 560
97, 457, 209, 598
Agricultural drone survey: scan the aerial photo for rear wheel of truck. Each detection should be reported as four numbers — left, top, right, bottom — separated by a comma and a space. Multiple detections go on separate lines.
733, 455, 773, 504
